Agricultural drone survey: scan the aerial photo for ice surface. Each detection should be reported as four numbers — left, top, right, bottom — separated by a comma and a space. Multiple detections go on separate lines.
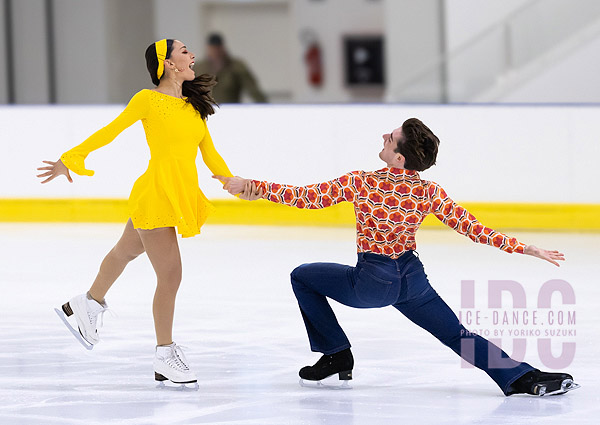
0, 223, 597, 425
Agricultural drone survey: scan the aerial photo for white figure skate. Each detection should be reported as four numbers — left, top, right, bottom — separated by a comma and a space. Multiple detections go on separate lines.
154, 342, 198, 390
54, 293, 107, 350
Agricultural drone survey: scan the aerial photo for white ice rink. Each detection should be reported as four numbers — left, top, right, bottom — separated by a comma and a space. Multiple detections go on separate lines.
0, 223, 598, 425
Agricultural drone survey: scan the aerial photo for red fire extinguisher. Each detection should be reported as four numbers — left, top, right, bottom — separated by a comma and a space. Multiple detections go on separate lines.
301, 29, 323, 87
305, 42, 323, 87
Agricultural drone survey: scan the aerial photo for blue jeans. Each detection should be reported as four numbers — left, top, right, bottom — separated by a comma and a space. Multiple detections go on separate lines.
290, 251, 534, 395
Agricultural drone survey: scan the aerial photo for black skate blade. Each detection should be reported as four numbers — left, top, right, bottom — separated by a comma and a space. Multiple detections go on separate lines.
299, 372, 353, 390
54, 308, 93, 351
537, 379, 581, 396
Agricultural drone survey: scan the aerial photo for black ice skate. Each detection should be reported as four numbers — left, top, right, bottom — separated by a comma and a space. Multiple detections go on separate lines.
508, 369, 580, 396
299, 348, 354, 389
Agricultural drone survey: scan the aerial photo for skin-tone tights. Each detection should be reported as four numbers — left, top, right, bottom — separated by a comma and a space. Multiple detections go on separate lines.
88, 219, 181, 346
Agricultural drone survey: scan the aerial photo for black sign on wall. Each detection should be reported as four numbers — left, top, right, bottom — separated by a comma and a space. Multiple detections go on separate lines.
344, 36, 385, 86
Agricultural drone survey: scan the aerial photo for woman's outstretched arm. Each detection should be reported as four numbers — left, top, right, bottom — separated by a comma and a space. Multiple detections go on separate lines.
36, 90, 149, 183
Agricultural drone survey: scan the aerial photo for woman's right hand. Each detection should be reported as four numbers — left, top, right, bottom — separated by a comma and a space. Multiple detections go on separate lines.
37, 159, 73, 184
212, 175, 247, 195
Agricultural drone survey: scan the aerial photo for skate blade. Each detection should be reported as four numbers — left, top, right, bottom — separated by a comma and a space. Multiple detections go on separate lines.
54, 308, 93, 351
538, 379, 581, 396
299, 377, 352, 390
155, 372, 199, 391
156, 381, 199, 391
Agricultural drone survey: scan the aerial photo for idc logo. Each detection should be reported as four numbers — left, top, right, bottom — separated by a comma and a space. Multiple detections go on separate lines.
459, 279, 576, 369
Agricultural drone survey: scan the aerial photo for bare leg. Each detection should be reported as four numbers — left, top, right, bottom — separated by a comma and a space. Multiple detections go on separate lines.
88, 219, 145, 302
136, 226, 182, 346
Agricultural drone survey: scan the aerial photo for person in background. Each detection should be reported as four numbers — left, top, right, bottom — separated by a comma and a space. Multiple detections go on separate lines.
195, 33, 268, 103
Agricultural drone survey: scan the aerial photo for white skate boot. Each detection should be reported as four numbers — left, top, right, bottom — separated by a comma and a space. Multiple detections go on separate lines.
54, 293, 107, 350
154, 342, 198, 388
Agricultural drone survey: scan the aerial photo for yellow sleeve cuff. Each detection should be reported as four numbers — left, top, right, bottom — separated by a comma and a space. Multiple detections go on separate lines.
60, 153, 95, 176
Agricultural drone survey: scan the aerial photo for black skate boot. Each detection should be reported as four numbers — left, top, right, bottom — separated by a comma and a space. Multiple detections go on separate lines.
299, 348, 353, 388
508, 369, 580, 396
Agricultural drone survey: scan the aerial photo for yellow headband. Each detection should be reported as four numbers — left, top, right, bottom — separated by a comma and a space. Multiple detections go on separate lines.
155, 39, 167, 80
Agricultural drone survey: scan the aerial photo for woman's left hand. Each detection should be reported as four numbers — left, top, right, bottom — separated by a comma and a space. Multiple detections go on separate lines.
524, 245, 565, 267
37, 159, 73, 184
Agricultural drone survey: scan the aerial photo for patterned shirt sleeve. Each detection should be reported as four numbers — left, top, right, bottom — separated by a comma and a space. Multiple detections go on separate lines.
254, 172, 360, 209
428, 182, 526, 254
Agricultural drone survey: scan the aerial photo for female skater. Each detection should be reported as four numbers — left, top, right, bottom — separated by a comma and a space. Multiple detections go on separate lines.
37, 39, 233, 385
216, 118, 579, 396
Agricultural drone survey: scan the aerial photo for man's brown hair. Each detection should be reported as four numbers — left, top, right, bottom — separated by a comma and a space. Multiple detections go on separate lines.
395, 118, 440, 171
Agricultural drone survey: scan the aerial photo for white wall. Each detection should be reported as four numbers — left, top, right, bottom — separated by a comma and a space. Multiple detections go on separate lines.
53, 0, 110, 104
152, 0, 204, 54
105, 0, 155, 104
3, 0, 600, 104
290, 0, 384, 103
443, 0, 531, 51
5, 0, 386, 104
386, 0, 600, 103
439, 0, 533, 102
384, 0, 445, 102
154, 0, 384, 103
3, 104, 599, 204
200, 0, 292, 102
153, 0, 290, 101
497, 28, 600, 103
0, 0, 151, 104
11, 0, 50, 103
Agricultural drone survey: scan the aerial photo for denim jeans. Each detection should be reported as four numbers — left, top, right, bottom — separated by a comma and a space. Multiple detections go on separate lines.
290, 251, 534, 395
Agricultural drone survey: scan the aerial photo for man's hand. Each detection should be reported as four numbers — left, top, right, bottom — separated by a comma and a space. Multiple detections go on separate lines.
239, 180, 263, 201
524, 245, 565, 267
212, 175, 247, 195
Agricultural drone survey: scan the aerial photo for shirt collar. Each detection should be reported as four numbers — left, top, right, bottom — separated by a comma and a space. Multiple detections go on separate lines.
380, 167, 419, 177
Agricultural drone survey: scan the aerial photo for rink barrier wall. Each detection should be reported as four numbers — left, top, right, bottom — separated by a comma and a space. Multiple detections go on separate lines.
5, 103, 600, 204
0, 198, 598, 231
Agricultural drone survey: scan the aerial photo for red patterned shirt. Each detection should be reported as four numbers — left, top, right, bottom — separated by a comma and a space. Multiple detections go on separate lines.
255, 167, 526, 259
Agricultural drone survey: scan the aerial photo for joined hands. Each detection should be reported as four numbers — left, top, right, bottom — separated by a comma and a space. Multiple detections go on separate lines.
213, 175, 263, 201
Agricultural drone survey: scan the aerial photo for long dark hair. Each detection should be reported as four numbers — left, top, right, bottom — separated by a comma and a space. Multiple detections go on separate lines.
145, 39, 217, 119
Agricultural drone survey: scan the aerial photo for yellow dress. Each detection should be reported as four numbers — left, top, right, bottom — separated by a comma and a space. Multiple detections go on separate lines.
60, 89, 233, 237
